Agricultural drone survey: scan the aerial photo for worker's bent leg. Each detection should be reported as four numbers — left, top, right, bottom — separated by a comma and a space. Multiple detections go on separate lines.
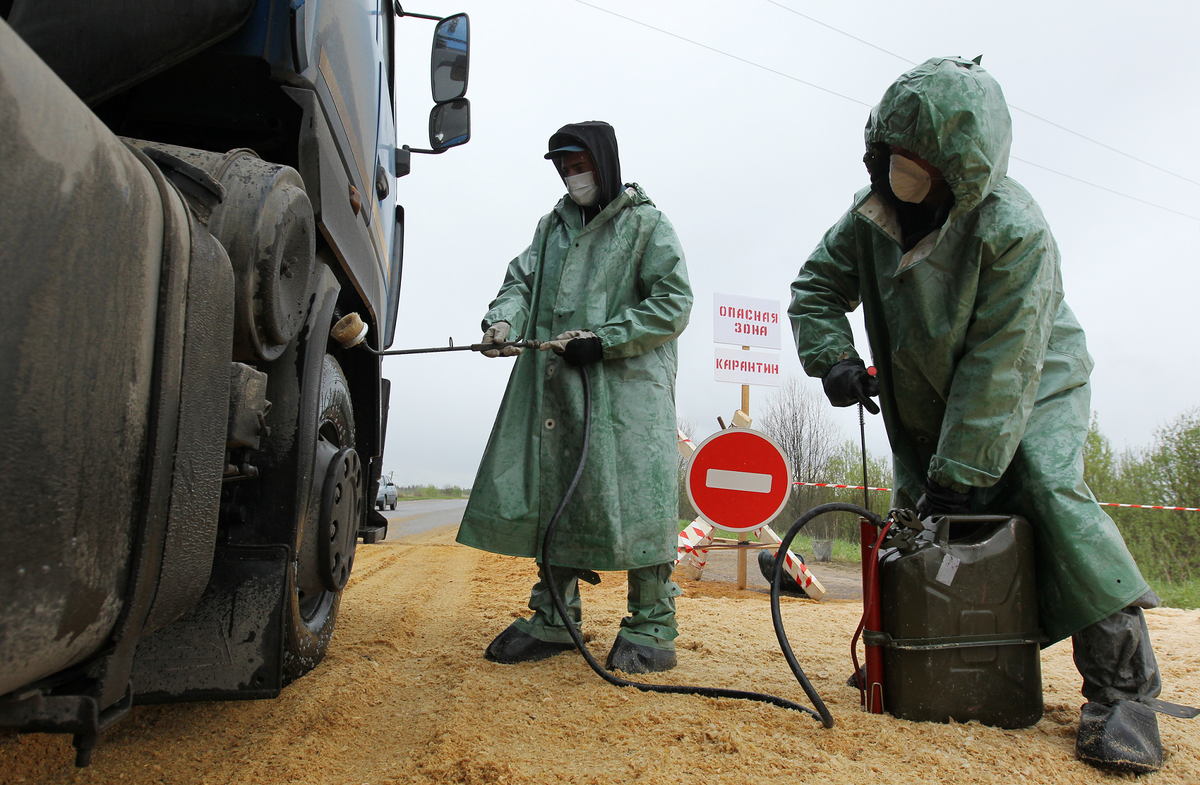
1073, 598, 1164, 774
605, 563, 680, 674
617, 563, 681, 648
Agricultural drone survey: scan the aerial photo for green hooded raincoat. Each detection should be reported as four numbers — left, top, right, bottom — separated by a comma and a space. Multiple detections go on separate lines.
457, 184, 692, 572
789, 57, 1148, 644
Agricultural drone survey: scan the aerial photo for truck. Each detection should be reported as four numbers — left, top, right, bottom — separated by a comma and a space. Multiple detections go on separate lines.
0, 0, 469, 766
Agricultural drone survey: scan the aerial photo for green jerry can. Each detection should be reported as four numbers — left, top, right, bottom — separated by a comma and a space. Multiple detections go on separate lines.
876, 514, 1044, 729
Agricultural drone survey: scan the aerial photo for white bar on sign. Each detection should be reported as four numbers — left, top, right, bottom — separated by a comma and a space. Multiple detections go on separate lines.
713, 293, 782, 350
714, 346, 781, 387
706, 468, 773, 494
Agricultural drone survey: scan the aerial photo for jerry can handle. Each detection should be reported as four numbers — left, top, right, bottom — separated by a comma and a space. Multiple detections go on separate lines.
930, 514, 1014, 545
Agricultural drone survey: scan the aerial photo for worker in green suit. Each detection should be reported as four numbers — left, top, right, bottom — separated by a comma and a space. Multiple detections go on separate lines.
789, 58, 1168, 773
458, 121, 692, 674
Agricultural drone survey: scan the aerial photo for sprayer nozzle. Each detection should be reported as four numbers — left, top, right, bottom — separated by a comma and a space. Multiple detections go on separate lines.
331, 313, 369, 349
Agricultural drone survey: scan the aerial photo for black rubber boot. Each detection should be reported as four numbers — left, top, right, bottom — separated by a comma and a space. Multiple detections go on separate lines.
605, 635, 676, 674
1077, 700, 1163, 775
484, 622, 575, 664
1073, 600, 1164, 774
757, 549, 808, 597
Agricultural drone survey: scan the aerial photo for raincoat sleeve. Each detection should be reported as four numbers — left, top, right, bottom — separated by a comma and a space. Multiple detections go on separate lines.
927, 223, 1059, 492
481, 216, 551, 337
593, 212, 692, 358
789, 208, 864, 378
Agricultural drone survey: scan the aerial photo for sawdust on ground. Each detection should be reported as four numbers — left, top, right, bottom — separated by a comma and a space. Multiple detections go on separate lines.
2, 524, 1197, 784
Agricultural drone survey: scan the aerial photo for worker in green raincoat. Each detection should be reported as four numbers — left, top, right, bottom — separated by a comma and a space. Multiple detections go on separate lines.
790, 58, 1172, 774
457, 121, 692, 674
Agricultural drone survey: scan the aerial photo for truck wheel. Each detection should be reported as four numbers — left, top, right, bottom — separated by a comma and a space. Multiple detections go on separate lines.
282, 353, 360, 684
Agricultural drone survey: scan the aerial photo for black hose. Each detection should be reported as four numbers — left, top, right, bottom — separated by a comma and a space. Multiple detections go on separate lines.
538, 365, 880, 725
771, 502, 882, 727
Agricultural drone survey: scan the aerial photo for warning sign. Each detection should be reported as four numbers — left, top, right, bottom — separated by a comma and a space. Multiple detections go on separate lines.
714, 346, 781, 387
686, 428, 791, 532
713, 293, 782, 350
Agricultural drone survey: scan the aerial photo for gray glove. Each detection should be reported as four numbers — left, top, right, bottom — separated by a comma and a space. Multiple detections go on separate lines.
539, 329, 598, 354
481, 322, 522, 357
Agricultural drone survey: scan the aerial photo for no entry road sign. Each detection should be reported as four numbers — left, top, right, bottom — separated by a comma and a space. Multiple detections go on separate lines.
686, 429, 791, 533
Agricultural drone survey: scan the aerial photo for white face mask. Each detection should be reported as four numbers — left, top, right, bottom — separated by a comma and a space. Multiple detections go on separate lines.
565, 171, 600, 206
889, 154, 932, 203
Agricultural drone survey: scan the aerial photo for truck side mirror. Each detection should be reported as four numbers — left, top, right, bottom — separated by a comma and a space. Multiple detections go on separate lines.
428, 99, 470, 152
431, 13, 469, 103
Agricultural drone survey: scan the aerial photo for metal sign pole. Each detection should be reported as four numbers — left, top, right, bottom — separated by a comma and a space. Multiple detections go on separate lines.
738, 348, 750, 589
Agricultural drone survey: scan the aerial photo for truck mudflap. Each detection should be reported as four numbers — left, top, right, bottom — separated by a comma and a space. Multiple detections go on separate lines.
131, 545, 288, 703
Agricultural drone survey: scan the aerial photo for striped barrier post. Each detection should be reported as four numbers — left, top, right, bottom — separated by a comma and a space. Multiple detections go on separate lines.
757, 524, 827, 600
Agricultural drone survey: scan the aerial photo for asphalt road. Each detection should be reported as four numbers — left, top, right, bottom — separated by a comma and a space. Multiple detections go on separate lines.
374, 499, 862, 599
692, 546, 863, 601
379, 498, 468, 539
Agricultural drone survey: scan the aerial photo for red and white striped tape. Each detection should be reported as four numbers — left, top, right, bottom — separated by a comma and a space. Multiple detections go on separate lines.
792, 481, 1200, 512
1099, 503, 1200, 512
794, 481, 891, 492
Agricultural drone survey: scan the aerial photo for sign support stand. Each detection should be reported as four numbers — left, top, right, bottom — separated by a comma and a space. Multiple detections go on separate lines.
737, 347, 750, 589
692, 293, 823, 595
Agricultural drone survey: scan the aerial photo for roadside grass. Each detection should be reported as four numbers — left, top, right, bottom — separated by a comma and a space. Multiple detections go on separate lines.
1149, 578, 1200, 610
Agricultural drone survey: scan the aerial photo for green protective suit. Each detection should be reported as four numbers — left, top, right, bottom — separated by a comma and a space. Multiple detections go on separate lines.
457, 183, 693, 573
789, 57, 1148, 644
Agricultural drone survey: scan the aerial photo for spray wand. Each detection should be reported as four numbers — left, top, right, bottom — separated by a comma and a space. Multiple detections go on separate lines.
330, 312, 541, 355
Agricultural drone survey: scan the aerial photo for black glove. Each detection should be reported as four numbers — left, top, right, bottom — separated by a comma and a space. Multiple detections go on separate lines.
915, 477, 972, 518
561, 335, 603, 367
822, 358, 880, 414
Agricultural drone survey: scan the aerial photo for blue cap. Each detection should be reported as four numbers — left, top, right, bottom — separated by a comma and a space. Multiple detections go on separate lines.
544, 144, 585, 159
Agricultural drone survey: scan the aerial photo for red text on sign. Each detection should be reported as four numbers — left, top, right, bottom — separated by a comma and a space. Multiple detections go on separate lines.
733, 322, 771, 336
718, 307, 778, 324
715, 359, 779, 374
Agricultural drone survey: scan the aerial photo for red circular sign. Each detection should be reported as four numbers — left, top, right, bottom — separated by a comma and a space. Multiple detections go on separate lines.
685, 429, 791, 532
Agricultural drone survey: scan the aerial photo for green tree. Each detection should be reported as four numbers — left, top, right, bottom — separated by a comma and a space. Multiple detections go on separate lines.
815, 439, 894, 541
1118, 408, 1200, 585
757, 376, 841, 532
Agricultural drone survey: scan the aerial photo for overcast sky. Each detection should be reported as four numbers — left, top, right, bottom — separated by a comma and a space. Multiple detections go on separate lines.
381, 0, 1200, 492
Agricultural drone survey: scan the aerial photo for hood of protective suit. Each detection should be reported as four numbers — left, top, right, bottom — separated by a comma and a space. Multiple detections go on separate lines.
865, 57, 1012, 220
547, 121, 623, 208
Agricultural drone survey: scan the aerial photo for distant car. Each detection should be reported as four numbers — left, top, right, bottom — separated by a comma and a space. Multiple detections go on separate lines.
376, 482, 398, 510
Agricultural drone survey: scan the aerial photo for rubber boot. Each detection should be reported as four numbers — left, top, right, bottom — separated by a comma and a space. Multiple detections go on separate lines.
605, 633, 677, 674
1072, 598, 1163, 774
486, 565, 583, 663
606, 564, 680, 673
1077, 700, 1162, 775
757, 549, 808, 596
485, 621, 575, 664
